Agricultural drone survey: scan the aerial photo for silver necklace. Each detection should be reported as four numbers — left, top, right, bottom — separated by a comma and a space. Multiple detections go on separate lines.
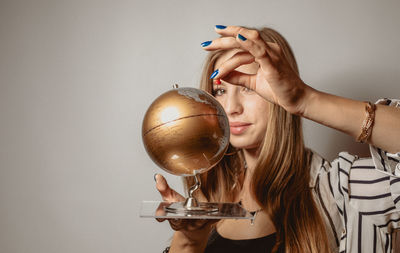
238, 199, 263, 225
239, 160, 264, 225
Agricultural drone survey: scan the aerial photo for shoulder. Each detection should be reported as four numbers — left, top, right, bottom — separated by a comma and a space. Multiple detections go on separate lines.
309, 150, 326, 188
309, 150, 358, 188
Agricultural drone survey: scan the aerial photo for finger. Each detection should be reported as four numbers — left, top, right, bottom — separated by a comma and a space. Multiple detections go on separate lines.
168, 218, 216, 232
155, 202, 168, 222
234, 29, 282, 64
156, 218, 166, 222
233, 34, 279, 75
214, 25, 259, 39
203, 26, 267, 51
209, 51, 255, 80
235, 33, 270, 60
213, 26, 279, 58
217, 71, 257, 91
169, 219, 186, 231
214, 26, 278, 63
214, 26, 268, 47
214, 25, 246, 37
185, 219, 207, 231
155, 174, 185, 202
185, 219, 219, 232
208, 25, 280, 80
201, 37, 240, 51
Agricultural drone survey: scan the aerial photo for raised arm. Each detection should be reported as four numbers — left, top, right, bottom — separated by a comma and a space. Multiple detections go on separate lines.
202, 25, 400, 153
303, 89, 400, 153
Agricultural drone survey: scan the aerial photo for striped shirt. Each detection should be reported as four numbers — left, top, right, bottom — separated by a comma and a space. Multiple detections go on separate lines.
310, 98, 400, 253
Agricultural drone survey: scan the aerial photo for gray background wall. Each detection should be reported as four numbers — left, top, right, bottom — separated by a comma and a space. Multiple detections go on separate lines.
1, 0, 399, 252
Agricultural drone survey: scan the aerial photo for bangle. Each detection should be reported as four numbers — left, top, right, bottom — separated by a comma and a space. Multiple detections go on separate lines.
356, 101, 376, 143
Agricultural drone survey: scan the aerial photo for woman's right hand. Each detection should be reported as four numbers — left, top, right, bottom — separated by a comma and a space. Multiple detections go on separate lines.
155, 174, 218, 252
202, 25, 312, 116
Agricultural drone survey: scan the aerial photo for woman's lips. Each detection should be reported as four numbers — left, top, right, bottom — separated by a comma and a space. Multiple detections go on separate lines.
229, 122, 251, 135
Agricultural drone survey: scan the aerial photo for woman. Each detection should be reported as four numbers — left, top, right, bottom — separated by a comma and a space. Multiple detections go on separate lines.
155, 25, 400, 253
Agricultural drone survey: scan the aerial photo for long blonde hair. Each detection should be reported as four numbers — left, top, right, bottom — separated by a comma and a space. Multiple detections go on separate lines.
187, 27, 330, 253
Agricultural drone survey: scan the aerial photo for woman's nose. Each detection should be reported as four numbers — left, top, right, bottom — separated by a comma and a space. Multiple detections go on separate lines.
224, 92, 243, 115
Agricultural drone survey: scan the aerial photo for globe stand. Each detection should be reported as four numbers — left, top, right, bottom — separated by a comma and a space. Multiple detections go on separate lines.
140, 174, 254, 220
164, 174, 219, 215
139, 86, 254, 220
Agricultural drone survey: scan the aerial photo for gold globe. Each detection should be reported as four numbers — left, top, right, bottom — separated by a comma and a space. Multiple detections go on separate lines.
142, 87, 229, 176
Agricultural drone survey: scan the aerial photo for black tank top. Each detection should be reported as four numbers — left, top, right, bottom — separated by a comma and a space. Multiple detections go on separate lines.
204, 229, 277, 253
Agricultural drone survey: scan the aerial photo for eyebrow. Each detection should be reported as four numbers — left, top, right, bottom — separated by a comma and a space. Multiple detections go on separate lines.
213, 81, 227, 86
212, 84, 226, 91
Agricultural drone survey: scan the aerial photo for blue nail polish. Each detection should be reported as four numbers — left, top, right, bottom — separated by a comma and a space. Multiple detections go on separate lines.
238, 34, 247, 41
201, 41, 212, 47
215, 25, 227, 29
210, 69, 219, 79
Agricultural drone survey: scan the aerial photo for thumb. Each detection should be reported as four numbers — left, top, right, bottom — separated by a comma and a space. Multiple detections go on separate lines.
155, 174, 185, 202
220, 70, 257, 91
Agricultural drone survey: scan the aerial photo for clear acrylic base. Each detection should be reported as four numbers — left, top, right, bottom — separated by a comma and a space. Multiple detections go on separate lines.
140, 201, 254, 220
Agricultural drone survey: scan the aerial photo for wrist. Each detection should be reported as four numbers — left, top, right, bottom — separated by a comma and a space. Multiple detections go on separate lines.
297, 85, 321, 119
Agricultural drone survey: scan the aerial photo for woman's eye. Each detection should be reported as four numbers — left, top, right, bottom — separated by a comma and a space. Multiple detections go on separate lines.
213, 88, 226, 96
243, 87, 253, 93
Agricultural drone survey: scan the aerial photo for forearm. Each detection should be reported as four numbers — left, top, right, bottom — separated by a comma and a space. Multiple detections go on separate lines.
302, 87, 400, 153
169, 231, 208, 253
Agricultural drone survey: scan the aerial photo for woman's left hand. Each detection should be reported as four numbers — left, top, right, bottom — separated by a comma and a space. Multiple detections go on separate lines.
202, 25, 313, 115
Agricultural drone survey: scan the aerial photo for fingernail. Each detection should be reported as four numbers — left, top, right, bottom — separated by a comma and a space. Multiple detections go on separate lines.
154, 173, 158, 182
215, 25, 226, 29
201, 41, 212, 47
215, 79, 221, 85
210, 69, 219, 79
238, 34, 247, 41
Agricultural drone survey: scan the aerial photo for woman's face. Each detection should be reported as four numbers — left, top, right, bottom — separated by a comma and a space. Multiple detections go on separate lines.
213, 49, 270, 150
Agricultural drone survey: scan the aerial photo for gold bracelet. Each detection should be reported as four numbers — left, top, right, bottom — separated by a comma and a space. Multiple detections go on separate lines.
356, 101, 376, 143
